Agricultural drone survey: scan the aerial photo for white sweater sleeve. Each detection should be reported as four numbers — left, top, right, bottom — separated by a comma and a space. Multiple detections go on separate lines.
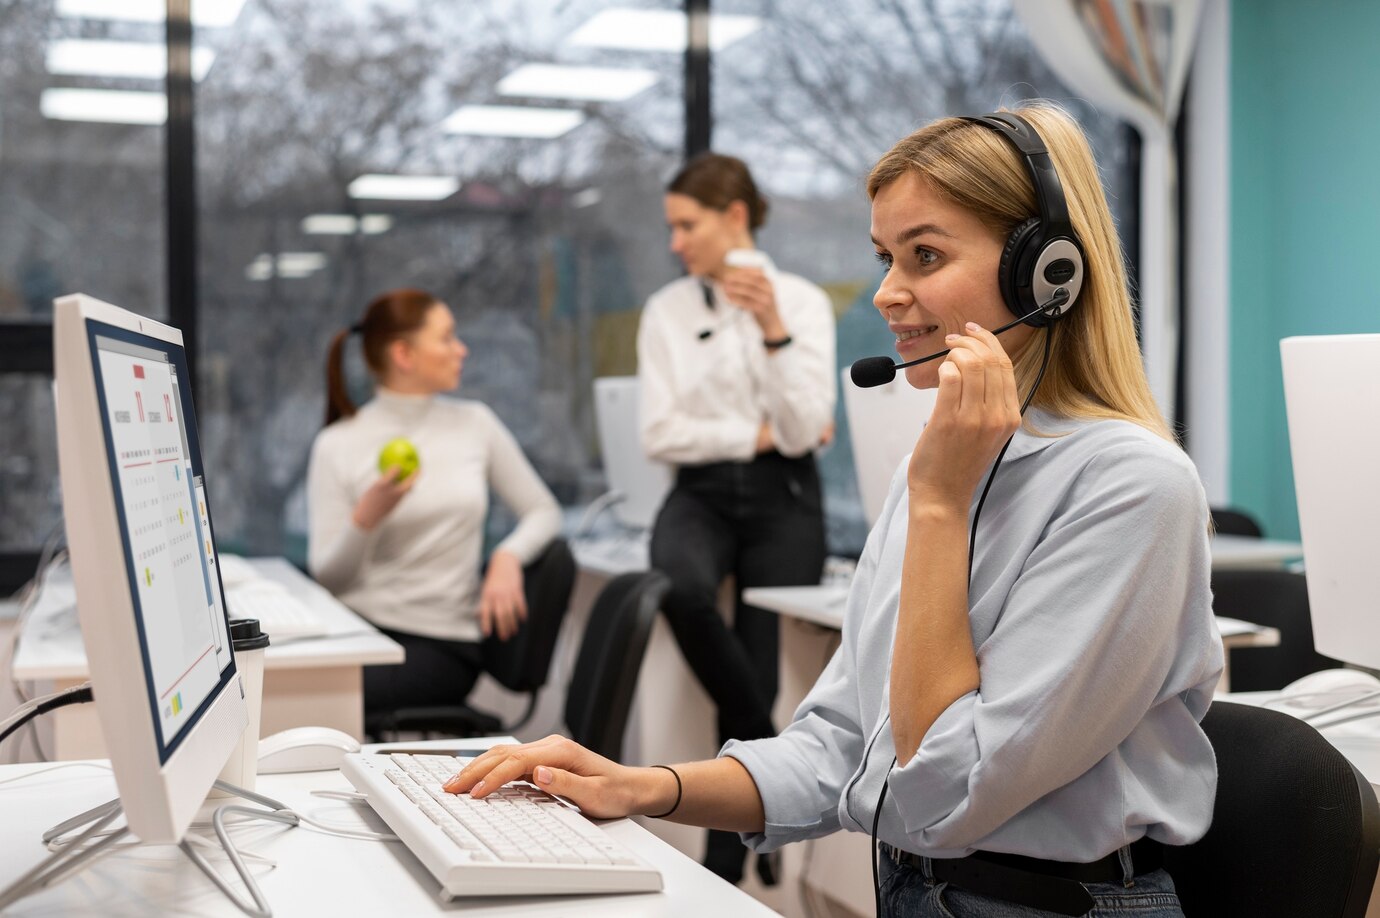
483, 407, 562, 565
306, 430, 376, 593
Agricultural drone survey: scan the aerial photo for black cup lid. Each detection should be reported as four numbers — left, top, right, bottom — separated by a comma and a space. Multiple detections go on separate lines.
227, 618, 271, 650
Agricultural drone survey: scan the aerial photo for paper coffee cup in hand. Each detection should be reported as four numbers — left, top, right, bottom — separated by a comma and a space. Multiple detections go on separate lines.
724, 248, 772, 272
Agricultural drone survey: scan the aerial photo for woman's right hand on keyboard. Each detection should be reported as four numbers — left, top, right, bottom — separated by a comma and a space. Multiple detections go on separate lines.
352, 466, 419, 531
442, 735, 675, 821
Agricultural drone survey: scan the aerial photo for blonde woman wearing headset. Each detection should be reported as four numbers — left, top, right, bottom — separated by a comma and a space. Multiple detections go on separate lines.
443, 106, 1220, 918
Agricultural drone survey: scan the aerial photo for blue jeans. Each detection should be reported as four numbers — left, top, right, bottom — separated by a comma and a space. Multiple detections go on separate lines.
879, 846, 1185, 917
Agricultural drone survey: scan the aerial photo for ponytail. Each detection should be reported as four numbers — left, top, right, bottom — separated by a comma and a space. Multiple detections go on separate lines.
324, 327, 357, 426
322, 289, 439, 428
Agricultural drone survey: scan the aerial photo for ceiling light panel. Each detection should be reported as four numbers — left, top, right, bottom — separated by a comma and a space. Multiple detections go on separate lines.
56, 0, 247, 28
441, 105, 585, 139
497, 64, 658, 102
40, 88, 166, 124
46, 40, 216, 81
301, 214, 394, 235
346, 175, 460, 201
568, 9, 761, 52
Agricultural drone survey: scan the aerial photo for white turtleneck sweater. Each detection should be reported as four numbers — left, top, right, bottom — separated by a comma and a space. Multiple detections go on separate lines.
306, 389, 561, 642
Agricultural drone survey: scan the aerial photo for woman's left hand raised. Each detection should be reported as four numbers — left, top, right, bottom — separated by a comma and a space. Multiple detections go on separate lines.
907, 322, 1023, 512
479, 549, 527, 641
722, 267, 787, 341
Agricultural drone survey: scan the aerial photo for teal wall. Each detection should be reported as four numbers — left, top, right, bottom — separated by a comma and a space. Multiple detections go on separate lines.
1230, 0, 1380, 539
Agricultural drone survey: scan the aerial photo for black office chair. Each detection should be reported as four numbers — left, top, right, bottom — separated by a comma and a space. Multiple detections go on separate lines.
1209, 506, 1265, 538
1163, 701, 1379, 917
366, 538, 577, 740
1211, 568, 1339, 691
565, 570, 670, 762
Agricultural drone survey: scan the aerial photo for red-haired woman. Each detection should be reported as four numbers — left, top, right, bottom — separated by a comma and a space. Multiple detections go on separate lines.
307, 288, 560, 718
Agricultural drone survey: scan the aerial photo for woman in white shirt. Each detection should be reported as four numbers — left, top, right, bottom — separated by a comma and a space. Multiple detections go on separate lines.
444, 106, 1218, 918
307, 288, 560, 720
637, 153, 837, 883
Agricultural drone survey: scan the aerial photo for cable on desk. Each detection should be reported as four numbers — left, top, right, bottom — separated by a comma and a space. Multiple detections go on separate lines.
0, 683, 93, 747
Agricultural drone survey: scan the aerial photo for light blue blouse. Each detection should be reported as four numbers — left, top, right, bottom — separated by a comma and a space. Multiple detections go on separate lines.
723, 409, 1223, 861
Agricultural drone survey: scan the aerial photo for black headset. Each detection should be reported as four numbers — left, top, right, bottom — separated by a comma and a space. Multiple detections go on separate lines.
961, 112, 1086, 328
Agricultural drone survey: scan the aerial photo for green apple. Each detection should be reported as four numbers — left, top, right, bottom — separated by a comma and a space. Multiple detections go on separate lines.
378, 437, 420, 481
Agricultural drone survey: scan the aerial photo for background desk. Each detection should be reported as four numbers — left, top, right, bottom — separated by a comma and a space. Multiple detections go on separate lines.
1208, 534, 1304, 570
0, 740, 775, 917
11, 558, 403, 759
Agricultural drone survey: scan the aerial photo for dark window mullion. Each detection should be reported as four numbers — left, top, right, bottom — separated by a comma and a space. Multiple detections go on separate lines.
166, 0, 198, 377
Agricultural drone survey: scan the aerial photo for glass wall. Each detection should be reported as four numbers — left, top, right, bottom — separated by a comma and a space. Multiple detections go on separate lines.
0, 0, 1138, 567
713, 0, 1138, 553
193, 0, 688, 557
0, 1, 168, 553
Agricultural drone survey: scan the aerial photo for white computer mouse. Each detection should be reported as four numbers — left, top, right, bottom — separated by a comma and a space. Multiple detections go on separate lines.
256, 726, 361, 774
1280, 668, 1380, 704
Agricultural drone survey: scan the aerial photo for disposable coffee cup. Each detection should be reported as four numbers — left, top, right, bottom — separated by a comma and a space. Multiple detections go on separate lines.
214, 618, 270, 796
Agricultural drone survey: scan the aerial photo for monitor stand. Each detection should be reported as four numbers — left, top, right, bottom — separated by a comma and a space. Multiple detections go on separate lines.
0, 779, 298, 916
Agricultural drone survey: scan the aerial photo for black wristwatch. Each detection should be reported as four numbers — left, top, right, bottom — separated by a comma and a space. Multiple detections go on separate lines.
762, 335, 793, 351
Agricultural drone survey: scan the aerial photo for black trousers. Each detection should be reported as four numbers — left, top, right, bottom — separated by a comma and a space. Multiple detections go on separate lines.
364, 626, 484, 716
650, 451, 826, 877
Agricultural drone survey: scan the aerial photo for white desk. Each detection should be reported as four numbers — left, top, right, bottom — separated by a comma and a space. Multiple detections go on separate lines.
0, 741, 775, 917
1209, 534, 1304, 570
11, 559, 404, 759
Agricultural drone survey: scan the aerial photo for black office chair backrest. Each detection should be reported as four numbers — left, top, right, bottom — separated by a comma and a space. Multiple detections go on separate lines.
564, 570, 669, 763
1210, 568, 1339, 691
480, 538, 576, 694
1164, 701, 1380, 918
1209, 506, 1265, 538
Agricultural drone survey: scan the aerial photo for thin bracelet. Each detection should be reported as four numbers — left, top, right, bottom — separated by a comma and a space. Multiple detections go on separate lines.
646, 765, 682, 819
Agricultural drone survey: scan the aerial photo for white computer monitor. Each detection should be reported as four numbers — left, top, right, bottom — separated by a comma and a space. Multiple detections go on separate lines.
841, 367, 938, 526
1281, 333, 1380, 670
53, 293, 244, 844
593, 376, 673, 530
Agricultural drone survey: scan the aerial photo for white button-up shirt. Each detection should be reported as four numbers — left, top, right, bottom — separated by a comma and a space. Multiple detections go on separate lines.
636, 255, 836, 465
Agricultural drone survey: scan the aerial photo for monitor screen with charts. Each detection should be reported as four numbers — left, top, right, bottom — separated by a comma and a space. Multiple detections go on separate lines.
1281, 333, 1380, 670
53, 293, 244, 844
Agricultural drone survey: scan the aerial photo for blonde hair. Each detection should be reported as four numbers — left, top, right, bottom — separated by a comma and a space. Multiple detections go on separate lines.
867, 102, 1172, 442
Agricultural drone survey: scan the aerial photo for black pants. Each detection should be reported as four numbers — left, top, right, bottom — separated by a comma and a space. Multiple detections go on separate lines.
364, 626, 484, 716
650, 451, 827, 879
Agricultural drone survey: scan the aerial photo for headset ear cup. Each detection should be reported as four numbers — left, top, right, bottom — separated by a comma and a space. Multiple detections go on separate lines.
998, 217, 1042, 321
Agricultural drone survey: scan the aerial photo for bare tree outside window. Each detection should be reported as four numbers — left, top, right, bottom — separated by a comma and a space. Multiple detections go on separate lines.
0, 0, 1136, 565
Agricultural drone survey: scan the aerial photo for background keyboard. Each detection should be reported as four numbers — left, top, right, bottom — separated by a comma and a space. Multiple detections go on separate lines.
341, 752, 663, 898
225, 580, 327, 639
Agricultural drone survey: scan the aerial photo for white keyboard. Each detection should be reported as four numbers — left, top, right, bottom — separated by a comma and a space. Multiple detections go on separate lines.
224, 581, 328, 639
341, 753, 663, 898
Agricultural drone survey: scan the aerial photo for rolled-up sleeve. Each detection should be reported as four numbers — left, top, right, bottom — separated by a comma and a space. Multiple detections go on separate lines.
886, 445, 1222, 854
761, 284, 836, 458
723, 645, 863, 850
